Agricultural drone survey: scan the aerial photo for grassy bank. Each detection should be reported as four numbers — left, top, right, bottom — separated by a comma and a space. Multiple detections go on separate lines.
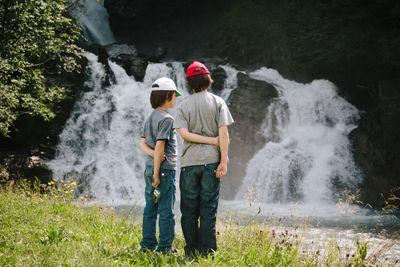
0, 180, 381, 266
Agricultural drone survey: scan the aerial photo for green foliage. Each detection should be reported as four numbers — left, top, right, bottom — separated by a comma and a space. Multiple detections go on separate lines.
0, 0, 83, 137
352, 238, 369, 266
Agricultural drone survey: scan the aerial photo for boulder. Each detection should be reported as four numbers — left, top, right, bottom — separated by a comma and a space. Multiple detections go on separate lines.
210, 67, 227, 94
97, 43, 148, 82
221, 72, 278, 199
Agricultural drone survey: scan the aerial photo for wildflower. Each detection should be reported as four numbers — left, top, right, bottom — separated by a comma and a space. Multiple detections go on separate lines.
285, 229, 288, 234
217, 231, 220, 235
281, 239, 285, 244
259, 229, 263, 234
346, 253, 349, 258
70, 182, 77, 186
271, 228, 276, 236
352, 253, 355, 257
276, 244, 280, 248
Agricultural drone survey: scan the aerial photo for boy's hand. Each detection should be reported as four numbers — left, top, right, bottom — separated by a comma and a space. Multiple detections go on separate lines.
216, 162, 227, 178
160, 154, 166, 161
152, 176, 160, 187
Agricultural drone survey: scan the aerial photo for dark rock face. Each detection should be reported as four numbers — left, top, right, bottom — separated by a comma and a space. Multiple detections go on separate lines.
221, 72, 278, 198
350, 78, 400, 206
210, 67, 228, 94
99, 43, 148, 82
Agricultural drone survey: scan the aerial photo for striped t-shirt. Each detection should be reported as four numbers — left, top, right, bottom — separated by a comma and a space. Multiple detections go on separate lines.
141, 109, 177, 170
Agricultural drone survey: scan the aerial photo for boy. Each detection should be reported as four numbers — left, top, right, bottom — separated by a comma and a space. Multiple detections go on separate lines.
138, 77, 181, 254
139, 77, 218, 253
175, 61, 234, 256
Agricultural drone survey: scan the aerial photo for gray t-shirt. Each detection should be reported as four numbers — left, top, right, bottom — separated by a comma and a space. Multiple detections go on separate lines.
175, 91, 234, 167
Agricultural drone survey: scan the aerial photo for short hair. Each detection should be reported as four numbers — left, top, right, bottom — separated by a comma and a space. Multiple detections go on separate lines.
186, 73, 213, 93
150, 90, 175, 109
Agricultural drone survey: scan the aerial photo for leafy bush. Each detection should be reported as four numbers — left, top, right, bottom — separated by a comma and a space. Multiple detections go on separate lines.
0, 0, 83, 137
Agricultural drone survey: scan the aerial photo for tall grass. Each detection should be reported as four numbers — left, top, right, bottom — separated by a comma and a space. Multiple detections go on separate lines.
0, 179, 392, 266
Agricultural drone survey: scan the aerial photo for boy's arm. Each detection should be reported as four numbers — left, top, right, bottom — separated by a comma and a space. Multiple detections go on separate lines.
139, 138, 154, 157
178, 128, 219, 146
139, 138, 166, 161
152, 140, 166, 187
216, 126, 230, 178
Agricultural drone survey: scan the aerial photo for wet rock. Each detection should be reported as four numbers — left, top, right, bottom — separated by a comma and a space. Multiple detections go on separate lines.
221, 72, 278, 199
104, 43, 137, 61
148, 47, 167, 62
210, 67, 227, 94
0, 151, 52, 185
126, 56, 148, 81
97, 43, 148, 82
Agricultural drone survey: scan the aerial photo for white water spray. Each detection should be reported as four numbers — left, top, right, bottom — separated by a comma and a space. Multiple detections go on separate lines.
235, 67, 361, 205
219, 65, 241, 102
47, 54, 187, 205
71, 0, 115, 45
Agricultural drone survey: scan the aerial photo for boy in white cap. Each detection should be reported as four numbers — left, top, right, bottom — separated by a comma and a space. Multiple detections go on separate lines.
138, 77, 181, 254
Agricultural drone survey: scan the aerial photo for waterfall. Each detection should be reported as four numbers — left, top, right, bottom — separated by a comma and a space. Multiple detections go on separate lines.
52, 2, 362, 206
71, 0, 115, 45
47, 54, 187, 204
48, 55, 361, 206
219, 65, 241, 102
235, 67, 361, 205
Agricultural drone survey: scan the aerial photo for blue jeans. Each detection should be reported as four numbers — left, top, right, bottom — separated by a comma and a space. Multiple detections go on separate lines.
180, 162, 220, 256
140, 166, 176, 252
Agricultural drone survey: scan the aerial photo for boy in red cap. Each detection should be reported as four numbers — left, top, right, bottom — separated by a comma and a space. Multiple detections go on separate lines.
175, 61, 234, 256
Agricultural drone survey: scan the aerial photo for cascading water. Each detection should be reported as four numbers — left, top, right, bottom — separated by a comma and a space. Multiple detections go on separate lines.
71, 0, 115, 45
235, 67, 361, 206
218, 65, 241, 102
47, 53, 187, 204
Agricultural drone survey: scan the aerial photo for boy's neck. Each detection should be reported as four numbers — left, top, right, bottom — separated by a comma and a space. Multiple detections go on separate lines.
156, 107, 168, 111
192, 88, 208, 94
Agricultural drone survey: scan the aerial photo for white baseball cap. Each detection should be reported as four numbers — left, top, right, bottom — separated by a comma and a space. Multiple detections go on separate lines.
151, 77, 182, 97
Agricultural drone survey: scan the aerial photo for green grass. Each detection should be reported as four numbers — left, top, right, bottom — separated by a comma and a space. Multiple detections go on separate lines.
0, 180, 373, 266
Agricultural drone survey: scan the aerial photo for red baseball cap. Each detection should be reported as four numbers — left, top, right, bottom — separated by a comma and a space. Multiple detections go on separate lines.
186, 61, 210, 78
